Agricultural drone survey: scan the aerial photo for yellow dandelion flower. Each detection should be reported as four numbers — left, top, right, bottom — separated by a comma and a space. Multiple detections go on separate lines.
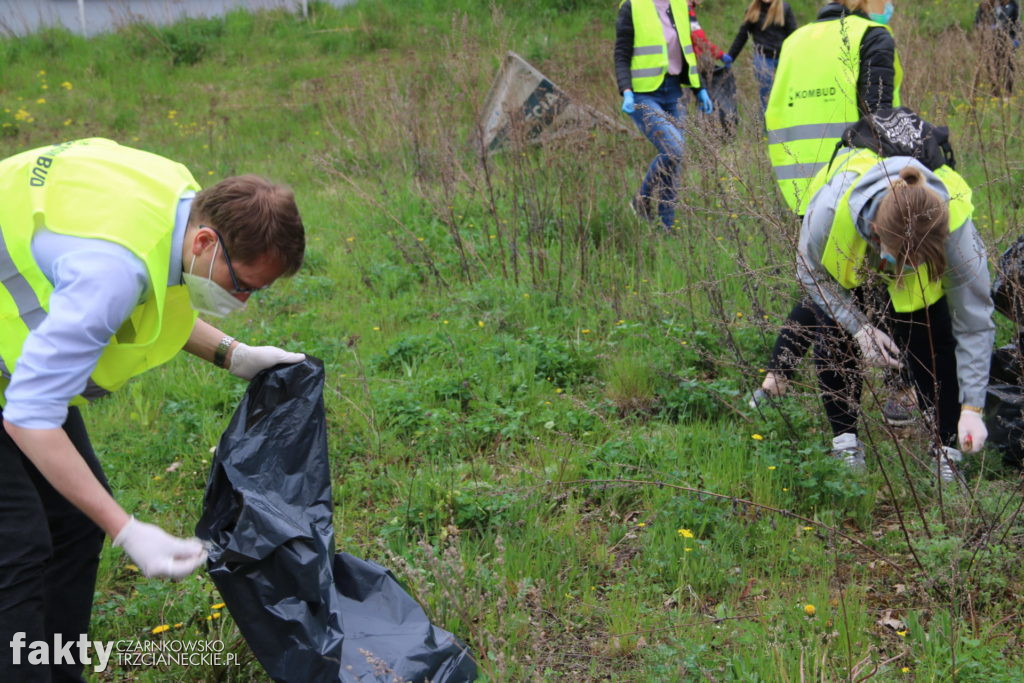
211, 612, 221, 619
61, 81, 73, 90
802, 526, 813, 531
174, 622, 184, 629
901, 667, 910, 673
41, 84, 49, 91
581, 329, 591, 334
210, 602, 226, 610
372, 326, 380, 331
126, 564, 140, 572
684, 547, 693, 552
477, 320, 485, 327
554, 387, 563, 394
896, 630, 907, 637
677, 528, 694, 538
207, 170, 214, 175
804, 604, 816, 617
151, 625, 170, 634
767, 465, 776, 470
751, 434, 764, 441
37, 69, 46, 76
63, 119, 72, 126
346, 237, 355, 242
442, 320, 449, 325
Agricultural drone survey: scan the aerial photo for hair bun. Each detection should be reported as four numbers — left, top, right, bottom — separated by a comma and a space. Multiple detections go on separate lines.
898, 166, 923, 186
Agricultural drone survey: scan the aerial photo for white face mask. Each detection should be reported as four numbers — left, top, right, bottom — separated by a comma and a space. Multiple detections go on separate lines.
182, 241, 247, 318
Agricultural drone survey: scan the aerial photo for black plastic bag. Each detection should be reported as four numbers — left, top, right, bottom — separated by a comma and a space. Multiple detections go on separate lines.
986, 384, 1024, 468
196, 359, 477, 682
707, 66, 738, 137
992, 235, 1024, 325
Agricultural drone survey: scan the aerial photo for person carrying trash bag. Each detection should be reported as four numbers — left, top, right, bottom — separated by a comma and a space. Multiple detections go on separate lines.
794, 121, 994, 481
614, 0, 715, 232
0, 138, 306, 682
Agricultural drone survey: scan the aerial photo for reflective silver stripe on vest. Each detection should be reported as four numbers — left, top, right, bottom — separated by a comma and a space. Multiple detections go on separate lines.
632, 67, 664, 78
0, 226, 47, 331
0, 336, 110, 401
633, 45, 663, 56
767, 122, 853, 145
689, 66, 698, 75
683, 45, 694, 55
773, 162, 828, 180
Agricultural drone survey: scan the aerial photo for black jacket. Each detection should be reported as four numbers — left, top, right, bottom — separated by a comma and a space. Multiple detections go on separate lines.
975, 0, 1019, 41
614, 0, 702, 95
727, 2, 798, 61
814, 3, 897, 114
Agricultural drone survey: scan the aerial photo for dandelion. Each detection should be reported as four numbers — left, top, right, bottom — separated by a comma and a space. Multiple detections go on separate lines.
207, 170, 214, 175
63, 119, 72, 126
442, 320, 449, 325
346, 237, 355, 242
151, 625, 170, 635
804, 604, 816, 617
901, 667, 910, 673
636, 522, 646, 528
767, 465, 776, 470
210, 602, 226, 610
372, 326, 380, 331
167, 110, 177, 119
477, 320, 485, 328
41, 84, 48, 91
896, 630, 907, 637
174, 622, 184, 629
522, 293, 530, 298
37, 69, 46, 76
126, 564, 140, 573
61, 81, 73, 90
211, 612, 221, 619
14, 109, 31, 121
677, 528, 694, 538
802, 526, 813, 531
735, 312, 743, 318
581, 329, 591, 334
554, 388, 563, 394
751, 434, 764, 441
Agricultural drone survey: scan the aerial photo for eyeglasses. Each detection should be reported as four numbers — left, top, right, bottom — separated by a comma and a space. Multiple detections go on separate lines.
202, 226, 268, 294
880, 250, 917, 275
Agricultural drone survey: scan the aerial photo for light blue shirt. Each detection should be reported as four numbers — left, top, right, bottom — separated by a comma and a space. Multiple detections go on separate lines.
3, 194, 194, 429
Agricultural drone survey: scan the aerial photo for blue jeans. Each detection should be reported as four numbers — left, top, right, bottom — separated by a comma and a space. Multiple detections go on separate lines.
629, 76, 685, 231
753, 54, 778, 113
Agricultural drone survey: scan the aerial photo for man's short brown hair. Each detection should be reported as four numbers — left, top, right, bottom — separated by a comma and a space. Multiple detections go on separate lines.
190, 175, 305, 275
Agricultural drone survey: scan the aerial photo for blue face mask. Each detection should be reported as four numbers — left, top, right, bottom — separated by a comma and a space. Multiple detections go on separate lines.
870, 1, 894, 25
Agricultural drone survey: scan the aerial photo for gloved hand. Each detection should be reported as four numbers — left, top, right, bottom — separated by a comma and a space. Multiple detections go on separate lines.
853, 325, 902, 368
621, 90, 635, 114
229, 343, 305, 381
696, 88, 713, 114
958, 409, 987, 453
113, 517, 207, 579
721, 54, 733, 68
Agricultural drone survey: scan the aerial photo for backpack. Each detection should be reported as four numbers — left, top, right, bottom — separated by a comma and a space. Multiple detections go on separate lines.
831, 106, 956, 172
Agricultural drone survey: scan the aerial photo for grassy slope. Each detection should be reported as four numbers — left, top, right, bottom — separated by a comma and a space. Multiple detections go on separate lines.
1, 0, 1022, 680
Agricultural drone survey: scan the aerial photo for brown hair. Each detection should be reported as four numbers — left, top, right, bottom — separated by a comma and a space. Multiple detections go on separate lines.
873, 166, 949, 281
190, 175, 305, 276
744, 0, 785, 29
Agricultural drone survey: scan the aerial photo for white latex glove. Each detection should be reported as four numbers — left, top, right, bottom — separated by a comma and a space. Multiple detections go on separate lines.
228, 343, 305, 381
113, 517, 207, 579
958, 409, 987, 453
853, 325, 902, 369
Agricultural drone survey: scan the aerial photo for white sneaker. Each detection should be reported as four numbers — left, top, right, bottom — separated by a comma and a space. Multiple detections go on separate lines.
934, 446, 963, 484
830, 433, 866, 470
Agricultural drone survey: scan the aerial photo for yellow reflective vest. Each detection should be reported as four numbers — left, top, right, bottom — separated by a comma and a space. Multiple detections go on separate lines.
818, 149, 973, 313
0, 138, 201, 406
624, 0, 701, 92
765, 15, 903, 214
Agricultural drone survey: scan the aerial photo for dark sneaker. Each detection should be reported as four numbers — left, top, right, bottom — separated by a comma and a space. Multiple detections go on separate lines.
629, 193, 653, 221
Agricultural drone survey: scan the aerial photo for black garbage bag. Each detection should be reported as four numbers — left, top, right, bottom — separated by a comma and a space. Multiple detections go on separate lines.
986, 384, 1024, 468
196, 359, 477, 682
707, 65, 738, 136
992, 234, 1024, 325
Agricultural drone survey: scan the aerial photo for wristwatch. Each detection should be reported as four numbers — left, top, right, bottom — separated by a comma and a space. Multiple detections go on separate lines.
214, 335, 235, 368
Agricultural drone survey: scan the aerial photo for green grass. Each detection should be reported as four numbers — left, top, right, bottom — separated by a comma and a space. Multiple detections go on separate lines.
2, 0, 1023, 680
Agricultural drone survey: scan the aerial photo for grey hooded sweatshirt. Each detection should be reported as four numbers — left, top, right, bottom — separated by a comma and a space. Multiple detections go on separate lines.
797, 152, 994, 407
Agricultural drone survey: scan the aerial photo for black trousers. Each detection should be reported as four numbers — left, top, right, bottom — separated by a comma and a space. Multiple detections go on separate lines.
0, 407, 109, 683
807, 293, 960, 445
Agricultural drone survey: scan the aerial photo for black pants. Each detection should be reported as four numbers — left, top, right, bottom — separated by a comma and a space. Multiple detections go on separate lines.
808, 293, 960, 444
0, 407, 109, 683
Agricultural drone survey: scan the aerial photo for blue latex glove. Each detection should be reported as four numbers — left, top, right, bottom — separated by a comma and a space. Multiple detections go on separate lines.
1015, 39, 1020, 49
722, 54, 733, 68
621, 90, 635, 114
697, 88, 713, 114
